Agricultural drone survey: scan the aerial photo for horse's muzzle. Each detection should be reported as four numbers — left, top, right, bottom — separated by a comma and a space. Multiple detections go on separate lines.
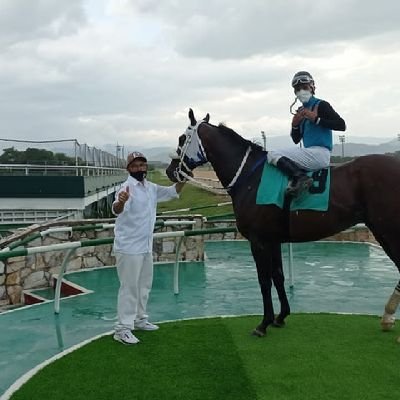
165, 167, 178, 183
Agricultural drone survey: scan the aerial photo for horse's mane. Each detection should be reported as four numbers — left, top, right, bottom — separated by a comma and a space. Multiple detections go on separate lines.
217, 123, 264, 151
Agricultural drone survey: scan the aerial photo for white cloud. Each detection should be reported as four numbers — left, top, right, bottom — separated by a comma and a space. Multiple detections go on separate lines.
0, 0, 399, 152
0, 0, 86, 48
124, 0, 400, 59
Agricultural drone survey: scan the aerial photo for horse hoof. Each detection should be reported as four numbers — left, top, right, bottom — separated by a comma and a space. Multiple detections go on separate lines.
252, 328, 266, 337
381, 322, 395, 331
272, 319, 286, 328
381, 316, 395, 331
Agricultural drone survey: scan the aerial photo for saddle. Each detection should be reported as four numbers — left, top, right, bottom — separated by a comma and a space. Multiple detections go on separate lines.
256, 163, 330, 211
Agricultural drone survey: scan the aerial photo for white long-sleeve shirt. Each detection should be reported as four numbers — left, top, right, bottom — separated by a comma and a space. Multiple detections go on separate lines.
113, 176, 179, 254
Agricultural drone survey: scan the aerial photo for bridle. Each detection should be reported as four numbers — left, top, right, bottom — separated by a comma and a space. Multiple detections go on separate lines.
171, 121, 253, 192
173, 120, 207, 183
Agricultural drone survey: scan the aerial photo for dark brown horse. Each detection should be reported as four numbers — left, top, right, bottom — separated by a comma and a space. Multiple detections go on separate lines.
166, 109, 400, 337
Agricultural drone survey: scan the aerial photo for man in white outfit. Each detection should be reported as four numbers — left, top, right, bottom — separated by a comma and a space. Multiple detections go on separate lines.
112, 151, 185, 345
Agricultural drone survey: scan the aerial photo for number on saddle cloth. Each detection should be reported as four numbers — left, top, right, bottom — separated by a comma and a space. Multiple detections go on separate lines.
309, 169, 328, 194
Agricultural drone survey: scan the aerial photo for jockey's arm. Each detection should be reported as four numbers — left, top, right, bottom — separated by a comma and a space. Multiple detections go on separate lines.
290, 126, 302, 144
316, 101, 346, 131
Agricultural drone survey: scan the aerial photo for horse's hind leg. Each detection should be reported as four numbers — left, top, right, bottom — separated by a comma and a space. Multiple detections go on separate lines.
382, 281, 400, 331
368, 228, 400, 331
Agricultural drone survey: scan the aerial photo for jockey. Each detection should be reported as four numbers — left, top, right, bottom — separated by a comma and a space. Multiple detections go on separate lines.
267, 71, 346, 197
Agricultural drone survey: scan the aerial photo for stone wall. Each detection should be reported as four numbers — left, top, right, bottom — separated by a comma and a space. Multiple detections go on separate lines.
203, 220, 378, 244
0, 215, 204, 308
322, 224, 378, 245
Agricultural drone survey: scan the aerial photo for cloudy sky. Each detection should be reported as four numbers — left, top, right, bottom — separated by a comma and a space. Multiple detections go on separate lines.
1, 0, 400, 152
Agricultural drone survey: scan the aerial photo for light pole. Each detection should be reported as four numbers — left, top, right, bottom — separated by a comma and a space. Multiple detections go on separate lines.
116, 144, 123, 167
339, 135, 345, 158
261, 131, 266, 151
397, 134, 400, 154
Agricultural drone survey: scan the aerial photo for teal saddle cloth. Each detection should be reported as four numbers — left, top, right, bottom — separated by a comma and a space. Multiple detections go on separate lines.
256, 163, 330, 211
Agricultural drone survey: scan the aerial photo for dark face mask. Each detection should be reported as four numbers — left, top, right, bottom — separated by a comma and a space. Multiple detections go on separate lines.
130, 171, 147, 181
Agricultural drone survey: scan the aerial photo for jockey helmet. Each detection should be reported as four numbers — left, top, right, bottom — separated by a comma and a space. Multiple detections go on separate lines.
291, 71, 315, 92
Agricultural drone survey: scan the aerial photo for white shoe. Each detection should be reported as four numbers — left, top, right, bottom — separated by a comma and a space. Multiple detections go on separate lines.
113, 330, 140, 345
134, 320, 159, 331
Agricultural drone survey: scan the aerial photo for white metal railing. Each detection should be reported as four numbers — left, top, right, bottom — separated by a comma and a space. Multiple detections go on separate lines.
0, 210, 82, 224
0, 138, 126, 168
0, 164, 126, 177
0, 225, 238, 313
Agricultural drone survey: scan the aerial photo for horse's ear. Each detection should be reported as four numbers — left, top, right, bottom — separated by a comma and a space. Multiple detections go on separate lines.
204, 113, 210, 123
188, 108, 196, 126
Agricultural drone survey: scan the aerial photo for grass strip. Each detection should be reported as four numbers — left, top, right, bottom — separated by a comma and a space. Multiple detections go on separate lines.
227, 314, 400, 400
11, 314, 400, 400
12, 318, 255, 400
152, 170, 233, 217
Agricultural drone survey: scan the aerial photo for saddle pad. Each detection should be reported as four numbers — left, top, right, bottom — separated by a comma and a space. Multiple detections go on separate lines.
256, 163, 330, 211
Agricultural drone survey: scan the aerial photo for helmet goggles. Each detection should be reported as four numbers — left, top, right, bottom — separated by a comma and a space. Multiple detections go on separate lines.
291, 74, 314, 88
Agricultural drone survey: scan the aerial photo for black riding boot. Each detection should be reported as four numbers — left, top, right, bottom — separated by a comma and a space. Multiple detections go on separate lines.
276, 157, 313, 197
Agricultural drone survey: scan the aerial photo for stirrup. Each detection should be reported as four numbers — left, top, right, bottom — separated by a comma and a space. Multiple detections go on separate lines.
286, 176, 313, 197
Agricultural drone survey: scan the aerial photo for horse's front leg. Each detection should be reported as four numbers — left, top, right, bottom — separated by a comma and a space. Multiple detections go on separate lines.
271, 242, 290, 327
254, 273, 274, 337
250, 241, 275, 337
272, 272, 290, 327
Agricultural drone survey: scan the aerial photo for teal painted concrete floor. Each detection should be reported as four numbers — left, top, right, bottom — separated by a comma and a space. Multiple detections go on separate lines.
0, 241, 398, 395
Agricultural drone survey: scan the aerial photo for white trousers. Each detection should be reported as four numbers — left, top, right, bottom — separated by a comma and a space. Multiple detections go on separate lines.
267, 146, 330, 171
114, 252, 153, 333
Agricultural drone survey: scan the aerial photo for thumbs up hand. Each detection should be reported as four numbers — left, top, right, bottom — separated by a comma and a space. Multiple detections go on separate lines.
118, 186, 130, 204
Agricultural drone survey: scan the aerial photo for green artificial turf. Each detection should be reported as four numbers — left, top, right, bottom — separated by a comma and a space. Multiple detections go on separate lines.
11, 314, 400, 400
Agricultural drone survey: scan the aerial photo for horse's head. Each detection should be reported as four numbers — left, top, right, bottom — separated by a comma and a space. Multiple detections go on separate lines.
166, 108, 210, 183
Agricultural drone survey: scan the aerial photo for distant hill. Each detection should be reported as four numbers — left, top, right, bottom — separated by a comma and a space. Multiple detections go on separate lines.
4, 135, 398, 164
98, 137, 400, 162
331, 139, 400, 157
254, 135, 400, 157
143, 147, 176, 163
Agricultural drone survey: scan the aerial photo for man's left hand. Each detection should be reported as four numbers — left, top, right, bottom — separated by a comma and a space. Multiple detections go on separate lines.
175, 182, 186, 193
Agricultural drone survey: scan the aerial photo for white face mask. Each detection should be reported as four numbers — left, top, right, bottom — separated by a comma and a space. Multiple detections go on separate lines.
296, 89, 312, 104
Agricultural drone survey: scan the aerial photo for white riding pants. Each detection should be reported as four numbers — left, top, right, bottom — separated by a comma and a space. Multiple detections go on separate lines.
114, 252, 153, 333
267, 146, 331, 171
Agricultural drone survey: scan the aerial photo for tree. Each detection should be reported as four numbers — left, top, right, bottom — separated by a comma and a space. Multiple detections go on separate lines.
0, 147, 23, 163
24, 148, 55, 164
0, 147, 75, 165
